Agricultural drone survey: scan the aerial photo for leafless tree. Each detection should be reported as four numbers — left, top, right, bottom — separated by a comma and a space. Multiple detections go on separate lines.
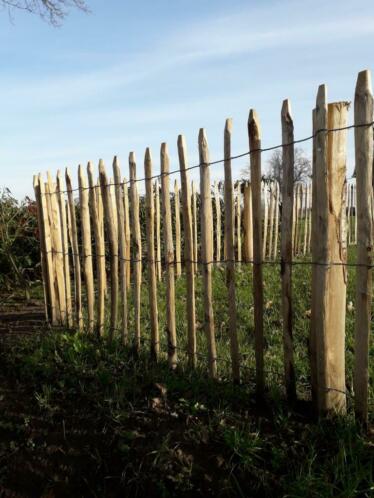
1, 0, 89, 25
241, 147, 312, 189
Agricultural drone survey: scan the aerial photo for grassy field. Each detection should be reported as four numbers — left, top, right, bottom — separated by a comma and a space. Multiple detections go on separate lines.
0, 247, 372, 497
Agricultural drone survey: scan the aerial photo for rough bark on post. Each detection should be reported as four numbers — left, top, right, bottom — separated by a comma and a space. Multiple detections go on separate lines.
123, 178, 131, 289
353, 69, 373, 426
144, 148, 160, 360
224, 119, 240, 382
174, 179, 182, 277
199, 129, 217, 378
56, 171, 73, 328
268, 181, 275, 259
243, 181, 253, 262
214, 180, 221, 263
87, 162, 105, 337
154, 180, 162, 281
129, 153, 142, 351
236, 182, 242, 263
99, 160, 119, 340
273, 181, 280, 260
192, 181, 198, 273
113, 157, 128, 343
78, 165, 95, 333
281, 99, 296, 401
248, 109, 265, 396
47, 172, 66, 325
262, 181, 269, 259
161, 143, 178, 368
33, 176, 53, 322
311, 86, 349, 414
178, 135, 197, 367
65, 169, 83, 330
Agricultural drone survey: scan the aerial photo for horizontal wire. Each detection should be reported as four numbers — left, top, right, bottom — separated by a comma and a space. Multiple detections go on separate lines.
44, 249, 374, 269
39, 120, 374, 197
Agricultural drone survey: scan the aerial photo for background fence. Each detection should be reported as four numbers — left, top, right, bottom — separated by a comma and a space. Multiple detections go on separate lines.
33, 70, 373, 425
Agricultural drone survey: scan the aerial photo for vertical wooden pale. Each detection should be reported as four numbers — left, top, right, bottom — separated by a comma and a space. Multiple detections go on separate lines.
353, 69, 373, 425
78, 165, 95, 333
144, 148, 159, 360
65, 168, 83, 330
192, 181, 198, 273
56, 171, 73, 328
129, 153, 142, 351
178, 135, 197, 367
224, 119, 240, 382
113, 157, 128, 343
161, 143, 178, 368
199, 129, 217, 378
248, 110, 265, 395
281, 99, 296, 400
87, 162, 105, 337
214, 180, 222, 263
99, 160, 119, 340
174, 179, 182, 277
243, 182, 253, 263
154, 180, 162, 281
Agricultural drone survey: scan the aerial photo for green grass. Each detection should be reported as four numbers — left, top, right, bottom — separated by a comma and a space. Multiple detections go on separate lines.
0, 245, 372, 497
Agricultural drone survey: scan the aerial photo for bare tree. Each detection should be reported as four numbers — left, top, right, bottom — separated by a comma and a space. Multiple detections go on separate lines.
1, 0, 89, 25
241, 147, 312, 189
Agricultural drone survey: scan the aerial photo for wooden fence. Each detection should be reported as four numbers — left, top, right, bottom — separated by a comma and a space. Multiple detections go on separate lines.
33, 70, 373, 425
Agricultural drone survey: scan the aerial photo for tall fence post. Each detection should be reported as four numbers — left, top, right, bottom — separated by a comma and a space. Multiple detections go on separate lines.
65, 168, 83, 330
78, 165, 95, 333
243, 181, 253, 262
311, 86, 349, 414
248, 110, 265, 395
281, 99, 296, 401
56, 171, 73, 328
192, 181, 198, 274
87, 162, 105, 337
353, 69, 373, 426
155, 180, 162, 281
178, 135, 197, 367
224, 118, 240, 382
113, 157, 128, 343
144, 148, 159, 360
199, 128, 217, 378
99, 160, 119, 340
161, 143, 178, 368
129, 153, 142, 351
174, 179, 182, 277
214, 180, 221, 263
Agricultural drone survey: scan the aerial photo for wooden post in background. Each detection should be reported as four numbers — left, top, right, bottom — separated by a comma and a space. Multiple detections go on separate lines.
161, 143, 178, 368
224, 119, 240, 382
268, 181, 275, 259
145, 148, 159, 360
192, 181, 198, 273
178, 135, 197, 367
78, 165, 95, 333
123, 179, 131, 289
281, 99, 296, 401
99, 160, 118, 340
155, 180, 162, 281
174, 179, 182, 277
129, 153, 142, 352
236, 182, 242, 263
88, 162, 105, 337
65, 169, 83, 330
56, 171, 73, 328
248, 110, 265, 395
273, 181, 280, 260
311, 86, 349, 414
113, 157, 128, 343
303, 185, 309, 255
262, 181, 268, 259
199, 129, 217, 378
214, 180, 221, 263
353, 69, 373, 426
243, 181, 253, 262
96, 179, 107, 298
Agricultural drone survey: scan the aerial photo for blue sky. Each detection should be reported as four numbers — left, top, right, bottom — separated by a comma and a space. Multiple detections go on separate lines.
1, 0, 373, 198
